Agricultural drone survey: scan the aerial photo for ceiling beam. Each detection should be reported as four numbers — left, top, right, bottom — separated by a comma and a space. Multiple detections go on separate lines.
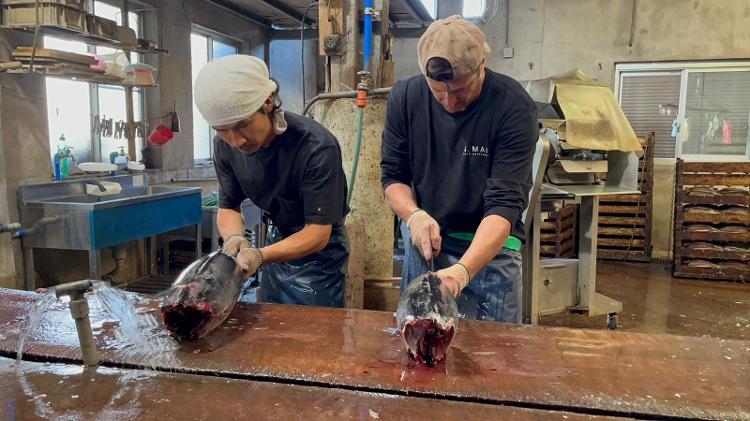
401, 0, 433, 26
206, 0, 272, 28
258, 0, 316, 26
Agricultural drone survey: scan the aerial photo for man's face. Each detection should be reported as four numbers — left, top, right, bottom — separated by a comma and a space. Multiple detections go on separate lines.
426, 66, 485, 113
213, 110, 272, 155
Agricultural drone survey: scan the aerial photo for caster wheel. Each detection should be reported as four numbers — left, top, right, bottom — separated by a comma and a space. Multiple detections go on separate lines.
607, 313, 618, 331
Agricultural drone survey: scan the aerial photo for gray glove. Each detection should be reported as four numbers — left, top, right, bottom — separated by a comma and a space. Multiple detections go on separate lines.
222, 233, 251, 256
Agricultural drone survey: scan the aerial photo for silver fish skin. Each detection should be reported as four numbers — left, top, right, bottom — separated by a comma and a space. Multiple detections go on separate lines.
160, 251, 244, 340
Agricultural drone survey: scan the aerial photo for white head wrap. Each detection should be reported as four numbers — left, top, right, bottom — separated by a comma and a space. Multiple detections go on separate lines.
194, 55, 287, 134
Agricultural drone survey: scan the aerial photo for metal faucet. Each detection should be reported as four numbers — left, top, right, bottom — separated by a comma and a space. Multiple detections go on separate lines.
85, 180, 107, 192
53, 280, 99, 366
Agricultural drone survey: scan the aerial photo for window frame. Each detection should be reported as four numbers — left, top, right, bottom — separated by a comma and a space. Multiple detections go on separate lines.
615, 61, 750, 161
44, 1, 147, 163
190, 24, 241, 163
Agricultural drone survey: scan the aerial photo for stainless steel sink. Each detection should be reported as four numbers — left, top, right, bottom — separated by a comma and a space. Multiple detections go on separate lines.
28, 186, 197, 209
19, 174, 203, 289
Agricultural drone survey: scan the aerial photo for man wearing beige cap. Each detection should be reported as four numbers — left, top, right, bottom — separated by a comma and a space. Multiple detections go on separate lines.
194, 54, 349, 308
381, 16, 537, 323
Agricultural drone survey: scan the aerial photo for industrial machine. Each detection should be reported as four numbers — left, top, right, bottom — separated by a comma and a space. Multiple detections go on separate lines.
522, 70, 644, 326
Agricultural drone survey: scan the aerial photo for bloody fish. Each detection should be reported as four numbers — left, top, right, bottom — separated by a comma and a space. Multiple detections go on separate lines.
160, 251, 244, 340
395, 272, 459, 366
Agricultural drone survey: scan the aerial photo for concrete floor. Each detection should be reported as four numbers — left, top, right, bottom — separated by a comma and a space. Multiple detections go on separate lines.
540, 261, 750, 340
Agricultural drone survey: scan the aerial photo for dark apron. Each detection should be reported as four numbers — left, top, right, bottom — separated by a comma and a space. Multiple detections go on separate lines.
257, 224, 348, 308
399, 221, 523, 323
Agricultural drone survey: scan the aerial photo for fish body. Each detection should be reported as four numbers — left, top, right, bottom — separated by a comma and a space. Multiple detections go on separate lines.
160, 251, 244, 340
395, 272, 458, 366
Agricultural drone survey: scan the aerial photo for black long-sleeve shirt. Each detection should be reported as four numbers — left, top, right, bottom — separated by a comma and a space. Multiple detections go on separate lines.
381, 69, 537, 242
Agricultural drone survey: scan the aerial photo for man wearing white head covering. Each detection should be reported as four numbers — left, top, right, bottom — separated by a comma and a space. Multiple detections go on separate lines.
194, 54, 349, 308
381, 16, 537, 323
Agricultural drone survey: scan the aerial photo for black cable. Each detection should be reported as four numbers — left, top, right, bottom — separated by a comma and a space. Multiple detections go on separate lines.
301, 1, 318, 107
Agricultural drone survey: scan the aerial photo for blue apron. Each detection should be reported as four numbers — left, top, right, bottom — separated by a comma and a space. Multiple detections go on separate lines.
256, 224, 348, 308
400, 221, 522, 323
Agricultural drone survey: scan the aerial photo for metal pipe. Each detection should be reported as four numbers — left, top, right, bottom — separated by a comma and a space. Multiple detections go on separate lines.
69, 298, 99, 366
363, 0, 373, 72
53, 280, 99, 366
303, 87, 391, 116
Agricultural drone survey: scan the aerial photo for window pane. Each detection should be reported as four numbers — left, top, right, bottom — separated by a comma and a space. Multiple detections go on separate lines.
419, 0, 436, 18
682, 71, 750, 156
46, 78, 93, 163
44, 35, 87, 53
463, 0, 485, 18
94, 1, 122, 23
191, 33, 211, 160
97, 85, 145, 162
213, 40, 237, 59
619, 74, 682, 158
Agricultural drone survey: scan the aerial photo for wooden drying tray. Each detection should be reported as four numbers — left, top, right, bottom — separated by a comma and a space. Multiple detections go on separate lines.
12, 47, 97, 66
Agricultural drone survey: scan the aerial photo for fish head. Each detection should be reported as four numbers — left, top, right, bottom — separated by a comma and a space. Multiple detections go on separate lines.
396, 272, 459, 366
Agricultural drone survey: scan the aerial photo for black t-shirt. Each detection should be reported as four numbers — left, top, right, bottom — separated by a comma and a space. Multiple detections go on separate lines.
381, 69, 537, 242
215, 111, 349, 237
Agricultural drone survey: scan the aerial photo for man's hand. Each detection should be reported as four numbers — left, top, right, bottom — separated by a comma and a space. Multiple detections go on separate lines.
222, 233, 251, 257
237, 247, 264, 275
435, 263, 471, 297
407, 209, 441, 261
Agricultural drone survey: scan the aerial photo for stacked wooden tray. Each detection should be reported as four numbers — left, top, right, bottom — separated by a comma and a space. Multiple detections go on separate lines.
540, 204, 577, 258
597, 133, 655, 261
673, 160, 750, 281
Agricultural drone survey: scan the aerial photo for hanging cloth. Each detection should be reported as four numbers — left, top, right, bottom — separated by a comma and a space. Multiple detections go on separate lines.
722, 119, 733, 145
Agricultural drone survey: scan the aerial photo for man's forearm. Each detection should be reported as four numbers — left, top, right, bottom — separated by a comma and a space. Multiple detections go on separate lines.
384, 183, 419, 221
217, 207, 246, 239
458, 215, 511, 278
260, 224, 332, 264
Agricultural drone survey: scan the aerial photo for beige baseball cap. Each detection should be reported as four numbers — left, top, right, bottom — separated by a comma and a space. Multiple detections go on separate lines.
417, 15, 491, 79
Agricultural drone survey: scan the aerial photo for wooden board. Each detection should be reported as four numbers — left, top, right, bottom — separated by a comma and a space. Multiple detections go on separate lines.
678, 248, 750, 261
598, 238, 645, 248
677, 193, 750, 207
682, 212, 750, 224
1, 289, 748, 420
599, 216, 646, 226
596, 249, 651, 262
680, 231, 750, 242
345, 223, 365, 309
680, 162, 750, 173
598, 226, 646, 237
4, 358, 622, 421
681, 174, 750, 187
598, 205, 645, 215
12, 47, 97, 65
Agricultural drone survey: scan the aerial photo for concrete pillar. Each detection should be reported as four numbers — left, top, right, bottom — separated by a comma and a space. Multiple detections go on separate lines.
315, 98, 394, 278
0, 31, 52, 289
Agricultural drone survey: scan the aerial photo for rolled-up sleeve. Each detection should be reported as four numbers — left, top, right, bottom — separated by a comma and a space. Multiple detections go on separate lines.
380, 83, 412, 190
483, 103, 537, 226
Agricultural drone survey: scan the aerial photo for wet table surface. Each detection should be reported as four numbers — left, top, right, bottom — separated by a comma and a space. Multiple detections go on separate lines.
0, 288, 748, 420
3, 358, 627, 421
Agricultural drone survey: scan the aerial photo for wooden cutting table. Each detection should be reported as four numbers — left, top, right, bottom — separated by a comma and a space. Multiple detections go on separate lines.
0, 288, 748, 420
